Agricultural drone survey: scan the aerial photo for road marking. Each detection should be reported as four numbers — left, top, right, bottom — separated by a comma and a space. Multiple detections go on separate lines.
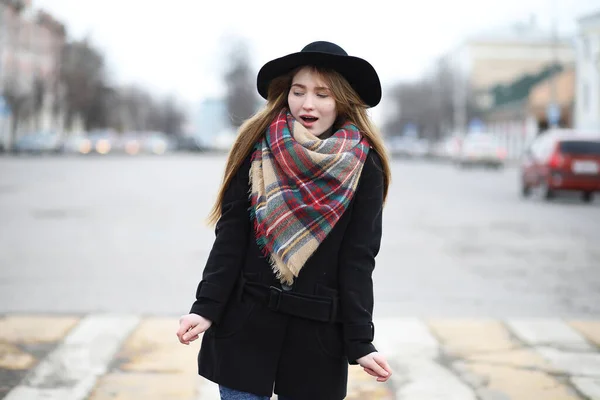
428, 319, 581, 400
508, 319, 600, 399
375, 318, 476, 399
375, 317, 439, 359
507, 319, 600, 399
507, 318, 596, 351
535, 347, 600, 377
1, 315, 599, 399
4, 314, 140, 400
571, 377, 600, 400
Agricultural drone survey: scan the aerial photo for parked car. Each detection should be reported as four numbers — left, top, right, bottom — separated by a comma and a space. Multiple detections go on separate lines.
455, 133, 506, 168
12, 132, 62, 154
520, 129, 600, 202
140, 132, 173, 155
61, 134, 92, 155
431, 135, 462, 161
174, 134, 207, 152
115, 132, 143, 155
387, 136, 429, 158
87, 130, 118, 155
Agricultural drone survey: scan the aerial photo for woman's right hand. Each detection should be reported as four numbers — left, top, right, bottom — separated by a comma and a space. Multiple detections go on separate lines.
176, 313, 212, 345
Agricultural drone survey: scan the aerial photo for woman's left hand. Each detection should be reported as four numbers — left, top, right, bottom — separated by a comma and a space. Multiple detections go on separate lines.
356, 352, 392, 382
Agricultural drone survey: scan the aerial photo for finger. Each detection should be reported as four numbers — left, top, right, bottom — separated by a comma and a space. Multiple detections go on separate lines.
177, 327, 188, 343
364, 360, 388, 378
178, 333, 192, 344
176, 320, 192, 338
374, 357, 393, 376
181, 330, 200, 344
177, 324, 196, 344
182, 324, 205, 341
364, 366, 390, 382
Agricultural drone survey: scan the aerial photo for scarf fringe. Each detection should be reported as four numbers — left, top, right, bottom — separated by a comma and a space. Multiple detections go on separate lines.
250, 204, 292, 285
248, 171, 291, 285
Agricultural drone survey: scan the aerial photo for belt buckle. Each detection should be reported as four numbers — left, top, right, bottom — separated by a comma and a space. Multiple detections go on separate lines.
268, 286, 282, 311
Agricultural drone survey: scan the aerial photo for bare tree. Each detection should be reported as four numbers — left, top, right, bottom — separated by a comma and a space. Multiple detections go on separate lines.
31, 76, 45, 130
108, 86, 185, 134
2, 80, 33, 142
384, 58, 480, 140
1, 0, 29, 144
85, 85, 116, 130
223, 39, 258, 128
148, 96, 185, 134
383, 80, 435, 137
115, 86, 154, 131
59, 39, 107, 130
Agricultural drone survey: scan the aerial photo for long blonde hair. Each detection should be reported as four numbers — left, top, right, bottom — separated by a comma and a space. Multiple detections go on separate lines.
206, 66, 392, 226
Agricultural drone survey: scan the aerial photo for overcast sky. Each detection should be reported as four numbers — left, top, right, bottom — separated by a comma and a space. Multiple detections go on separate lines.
32, 0, 600, 113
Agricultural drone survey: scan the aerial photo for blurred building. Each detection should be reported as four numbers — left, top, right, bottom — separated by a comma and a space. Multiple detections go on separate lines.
448, 18, 574, 121
446, 18, 576, 159
484, 64, 575, 127
0, 0, 66, 145
481, 66, 576, 158
574, 11, 600, 131
527, 67, 576, 128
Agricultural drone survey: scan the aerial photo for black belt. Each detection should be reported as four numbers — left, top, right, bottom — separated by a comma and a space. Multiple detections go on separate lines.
243, 281, 338, 323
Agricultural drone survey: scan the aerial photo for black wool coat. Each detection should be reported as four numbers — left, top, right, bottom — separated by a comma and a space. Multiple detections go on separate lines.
189, 150, 384, 400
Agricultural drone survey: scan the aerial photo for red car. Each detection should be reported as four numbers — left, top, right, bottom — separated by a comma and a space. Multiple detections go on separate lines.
521, 130, 600, 202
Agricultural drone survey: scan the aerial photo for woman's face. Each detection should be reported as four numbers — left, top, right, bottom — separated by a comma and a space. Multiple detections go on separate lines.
288, 67, 337, 138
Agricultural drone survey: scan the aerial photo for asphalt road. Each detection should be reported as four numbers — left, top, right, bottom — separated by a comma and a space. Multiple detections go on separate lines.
1, 153, 599, 318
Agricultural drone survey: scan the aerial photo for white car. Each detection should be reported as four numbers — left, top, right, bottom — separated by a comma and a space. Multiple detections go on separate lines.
141, 132, 172, 155
387, 136, 429, 158
432, 136, 462, 161
456, 133, 507, 169
61, 134, 92, 155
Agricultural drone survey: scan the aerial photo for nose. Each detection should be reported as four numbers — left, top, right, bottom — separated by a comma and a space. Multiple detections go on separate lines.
302, 94, 315, 111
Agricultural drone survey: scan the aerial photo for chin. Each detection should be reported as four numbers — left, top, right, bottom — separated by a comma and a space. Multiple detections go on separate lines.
312, 127, 327, 137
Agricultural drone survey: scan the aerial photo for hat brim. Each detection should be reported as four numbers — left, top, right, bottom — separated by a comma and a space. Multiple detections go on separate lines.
257, 52, 381, 107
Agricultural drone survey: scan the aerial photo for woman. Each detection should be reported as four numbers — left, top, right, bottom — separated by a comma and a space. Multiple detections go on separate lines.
177, 41, 393, 400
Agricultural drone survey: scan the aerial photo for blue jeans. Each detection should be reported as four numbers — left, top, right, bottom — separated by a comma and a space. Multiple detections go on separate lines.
219, 385, 293, 400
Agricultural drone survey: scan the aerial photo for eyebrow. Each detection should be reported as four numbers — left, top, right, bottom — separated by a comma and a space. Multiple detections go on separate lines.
291, 83, 330, 91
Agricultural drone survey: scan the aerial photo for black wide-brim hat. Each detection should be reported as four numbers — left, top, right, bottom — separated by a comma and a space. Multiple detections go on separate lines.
257, 41, 381, 108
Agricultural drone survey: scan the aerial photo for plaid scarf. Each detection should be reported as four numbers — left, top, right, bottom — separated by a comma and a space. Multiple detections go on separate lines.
249, 109, 370, 285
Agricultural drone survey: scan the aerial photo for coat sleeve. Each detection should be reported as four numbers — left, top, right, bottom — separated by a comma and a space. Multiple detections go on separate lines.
189, 156, 252, 324
338, 150, 384, 364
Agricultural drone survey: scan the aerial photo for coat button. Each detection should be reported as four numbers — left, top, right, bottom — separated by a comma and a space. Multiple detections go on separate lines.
281, 283, 293, 291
